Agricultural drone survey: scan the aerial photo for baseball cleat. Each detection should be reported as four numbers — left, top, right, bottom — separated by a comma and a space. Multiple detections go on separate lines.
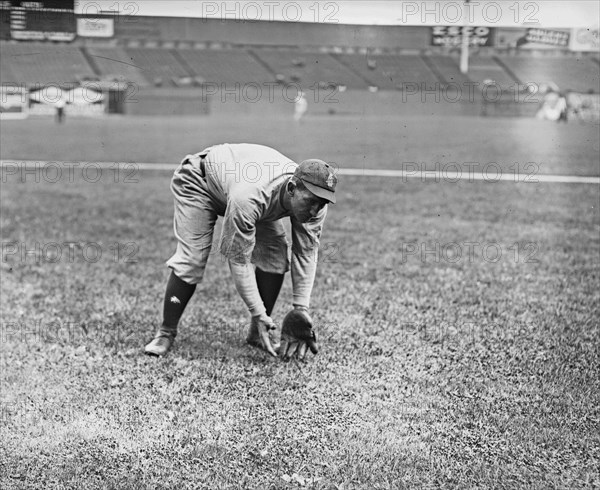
144, 328, 176, 356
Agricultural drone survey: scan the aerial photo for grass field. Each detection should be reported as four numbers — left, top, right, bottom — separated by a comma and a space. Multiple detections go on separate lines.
1, 113, 599, 489
2, 113, 600, 176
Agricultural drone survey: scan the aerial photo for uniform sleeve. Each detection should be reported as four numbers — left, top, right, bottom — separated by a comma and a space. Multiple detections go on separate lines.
290, 207, 327, 308
228, 261, 266, 317
219, 195, 261, 264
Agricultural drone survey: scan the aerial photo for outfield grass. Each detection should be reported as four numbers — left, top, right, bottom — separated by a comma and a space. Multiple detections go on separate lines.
1, 114, 599, 489
1, 113, 599, 176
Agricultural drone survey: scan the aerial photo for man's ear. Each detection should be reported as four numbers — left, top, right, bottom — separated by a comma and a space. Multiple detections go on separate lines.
287, 180, 296, 196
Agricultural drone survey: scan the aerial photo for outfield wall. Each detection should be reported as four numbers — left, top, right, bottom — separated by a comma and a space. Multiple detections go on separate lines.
14, 86, 594, 121
123, 87, 210, 116
125, 87, 490, 118
126, 87, 600, 121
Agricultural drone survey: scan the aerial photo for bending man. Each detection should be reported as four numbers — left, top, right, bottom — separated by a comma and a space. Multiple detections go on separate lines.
144, 143, 337, 359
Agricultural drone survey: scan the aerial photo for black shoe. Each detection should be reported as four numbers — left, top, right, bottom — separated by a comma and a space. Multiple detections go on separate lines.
144, 328, 176, 356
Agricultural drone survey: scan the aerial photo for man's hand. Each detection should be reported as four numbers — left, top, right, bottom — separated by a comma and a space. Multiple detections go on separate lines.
247, 313, 278, 357
280, 307, 318, 361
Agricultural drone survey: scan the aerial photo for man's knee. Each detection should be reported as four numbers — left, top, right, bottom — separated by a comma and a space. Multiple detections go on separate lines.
166, 255, 209, 285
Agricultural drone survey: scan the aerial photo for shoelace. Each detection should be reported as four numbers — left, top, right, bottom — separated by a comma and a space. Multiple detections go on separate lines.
156, 329, 176, 340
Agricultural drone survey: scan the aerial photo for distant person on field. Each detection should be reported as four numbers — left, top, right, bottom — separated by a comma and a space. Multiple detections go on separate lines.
557, 92, 569, 123
144, 143, 337, 359
536, 89, 567, 122
566, 91, 595, 123
55, 99, 66, 124
294, 91, 308, 122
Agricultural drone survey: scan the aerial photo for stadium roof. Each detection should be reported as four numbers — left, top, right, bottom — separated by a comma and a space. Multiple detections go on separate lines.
75, 1, 600, 28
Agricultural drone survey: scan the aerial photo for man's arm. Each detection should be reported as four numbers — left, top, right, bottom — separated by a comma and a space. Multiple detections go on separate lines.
220, 197, 277, 356
228, 260, 277, 357
291, 250, 318, 309
228, 261, 265, 318
290, 206, 327, 309
281, 207, 327, 360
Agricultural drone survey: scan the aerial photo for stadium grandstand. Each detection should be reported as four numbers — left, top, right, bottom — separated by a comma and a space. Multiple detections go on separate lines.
1, 1, 598, 118
3, 42, 599, 92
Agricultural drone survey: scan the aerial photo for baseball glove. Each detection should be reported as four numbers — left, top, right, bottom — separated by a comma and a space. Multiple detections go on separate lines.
280, 308, 318, 360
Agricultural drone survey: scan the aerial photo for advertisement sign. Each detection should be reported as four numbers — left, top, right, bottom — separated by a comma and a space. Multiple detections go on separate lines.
569, 28, 600, 52
431, 26, 494, 47
28, 85, 105, 116
12, 30, 75, 41
0, 86, 28, 119
518, 28, 570, 48
495, 28, 570, 50
77, 18, 114, 37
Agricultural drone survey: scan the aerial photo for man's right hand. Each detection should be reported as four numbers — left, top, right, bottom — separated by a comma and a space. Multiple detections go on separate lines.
248, 313, 278, 357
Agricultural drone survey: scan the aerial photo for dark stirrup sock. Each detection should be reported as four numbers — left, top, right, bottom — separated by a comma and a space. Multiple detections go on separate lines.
255, 268, 285, 316
162, 271, 197, 332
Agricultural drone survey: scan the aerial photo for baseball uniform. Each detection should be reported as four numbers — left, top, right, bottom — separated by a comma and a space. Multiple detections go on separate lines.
166, 143, 328, 309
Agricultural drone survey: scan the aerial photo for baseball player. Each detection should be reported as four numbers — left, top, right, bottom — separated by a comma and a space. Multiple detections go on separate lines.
294, 91, 308, 122
144, 143, 337, 359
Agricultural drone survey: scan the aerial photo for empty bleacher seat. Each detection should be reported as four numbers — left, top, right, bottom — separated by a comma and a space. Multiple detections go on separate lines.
465, 56, 517, 87
427, 55, 472, 85
253, 49, 367, 89
1, 43, 96, 86
176, 49, 272, 86
84, 47, 149, 86
124, 48, 190, 87
334, 53, 439, 90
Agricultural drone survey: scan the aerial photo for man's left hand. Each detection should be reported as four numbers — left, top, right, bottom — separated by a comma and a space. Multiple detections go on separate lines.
280, 307, 318, 361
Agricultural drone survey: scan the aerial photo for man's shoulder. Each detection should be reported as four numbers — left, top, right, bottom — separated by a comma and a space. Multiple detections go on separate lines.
236, 143, 295, 163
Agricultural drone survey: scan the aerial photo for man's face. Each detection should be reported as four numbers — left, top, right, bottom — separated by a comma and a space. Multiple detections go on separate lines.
289, 184, 329, 223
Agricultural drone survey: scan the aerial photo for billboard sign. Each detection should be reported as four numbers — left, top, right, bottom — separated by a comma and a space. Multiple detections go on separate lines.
28, 85, 105, 116
495, 28, 571, 50
431, 26, 494, 47
518, 28, 570, 48
0, 85, 28, 119
77, 18, 114, 37
569, 28, 600, 52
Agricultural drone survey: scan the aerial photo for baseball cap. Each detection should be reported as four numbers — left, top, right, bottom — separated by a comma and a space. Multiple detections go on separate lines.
294, 159, 338, 204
